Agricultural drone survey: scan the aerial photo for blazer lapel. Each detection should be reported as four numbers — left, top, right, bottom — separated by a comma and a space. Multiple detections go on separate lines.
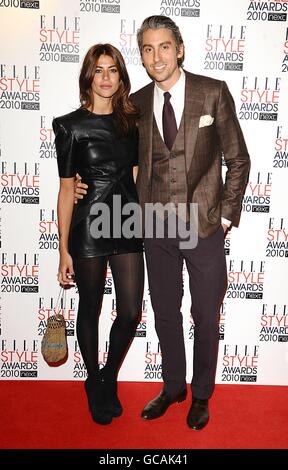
138, 73, 205, 179
184, 72, 205, 172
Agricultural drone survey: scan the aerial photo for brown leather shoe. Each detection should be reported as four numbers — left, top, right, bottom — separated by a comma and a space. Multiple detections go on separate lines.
141, 388, 187, 420
186, 398, 209, 430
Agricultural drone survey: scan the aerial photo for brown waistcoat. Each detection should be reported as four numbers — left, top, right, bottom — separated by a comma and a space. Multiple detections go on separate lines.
150, 114, 187, 206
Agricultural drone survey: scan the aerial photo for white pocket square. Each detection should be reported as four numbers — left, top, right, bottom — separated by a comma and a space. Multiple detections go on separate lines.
199, 115, 214, 128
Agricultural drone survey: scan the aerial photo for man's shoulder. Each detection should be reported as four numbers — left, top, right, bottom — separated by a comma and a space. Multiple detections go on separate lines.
130, 81, 154, 101
185, 70, 223, 90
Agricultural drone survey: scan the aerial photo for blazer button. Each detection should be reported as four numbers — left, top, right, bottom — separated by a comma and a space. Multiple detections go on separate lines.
170, 153, 176, 158
171, 178, 176, 183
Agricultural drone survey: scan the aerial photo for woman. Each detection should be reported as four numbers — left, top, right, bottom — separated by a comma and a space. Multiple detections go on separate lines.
53, 44, 144, 425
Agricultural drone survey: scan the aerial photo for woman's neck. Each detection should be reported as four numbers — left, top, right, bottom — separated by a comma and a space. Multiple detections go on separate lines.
91, 97, 113, 115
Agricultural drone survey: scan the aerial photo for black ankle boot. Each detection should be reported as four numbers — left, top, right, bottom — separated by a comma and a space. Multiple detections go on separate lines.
98, 370, 123, 417
106, 379, 123, 417
84, 376, 113, 425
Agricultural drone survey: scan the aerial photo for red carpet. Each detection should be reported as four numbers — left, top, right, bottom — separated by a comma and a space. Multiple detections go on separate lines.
1, 381, 287, 449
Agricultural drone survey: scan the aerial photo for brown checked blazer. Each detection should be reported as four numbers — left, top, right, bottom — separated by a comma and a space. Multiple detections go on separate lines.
131, 71, 251, 238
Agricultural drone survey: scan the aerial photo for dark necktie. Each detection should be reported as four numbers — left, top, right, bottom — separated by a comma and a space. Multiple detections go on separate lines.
162, 91, 177, 150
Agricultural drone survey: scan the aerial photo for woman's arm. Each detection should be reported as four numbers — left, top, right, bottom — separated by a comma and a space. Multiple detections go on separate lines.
57, 177, 75, 285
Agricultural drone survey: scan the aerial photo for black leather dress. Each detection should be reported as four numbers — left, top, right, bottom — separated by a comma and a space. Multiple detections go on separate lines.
53, 108, 143, 258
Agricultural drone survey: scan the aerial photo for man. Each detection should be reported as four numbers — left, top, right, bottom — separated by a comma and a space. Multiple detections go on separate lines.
76, 15, 250, 430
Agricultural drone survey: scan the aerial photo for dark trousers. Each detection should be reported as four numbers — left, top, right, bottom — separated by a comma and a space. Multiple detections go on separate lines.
144, 225, 227, 399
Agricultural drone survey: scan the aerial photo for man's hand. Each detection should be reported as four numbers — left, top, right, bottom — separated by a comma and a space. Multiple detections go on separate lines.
74, 173, 88, 204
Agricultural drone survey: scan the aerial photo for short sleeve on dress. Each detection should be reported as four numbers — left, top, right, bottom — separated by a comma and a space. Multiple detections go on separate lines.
52, 118, 76, 178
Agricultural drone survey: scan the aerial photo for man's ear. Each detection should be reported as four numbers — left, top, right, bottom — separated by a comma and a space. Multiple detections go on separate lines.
177, 43, 184, 60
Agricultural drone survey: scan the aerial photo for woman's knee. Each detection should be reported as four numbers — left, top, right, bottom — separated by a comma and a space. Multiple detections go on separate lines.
116, 308, 141, 327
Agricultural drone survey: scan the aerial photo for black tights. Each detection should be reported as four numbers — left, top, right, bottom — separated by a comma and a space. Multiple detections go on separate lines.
74, 252, 144, 381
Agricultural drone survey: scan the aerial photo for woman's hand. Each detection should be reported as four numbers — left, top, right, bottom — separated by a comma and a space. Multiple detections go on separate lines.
57, 251, 75, 286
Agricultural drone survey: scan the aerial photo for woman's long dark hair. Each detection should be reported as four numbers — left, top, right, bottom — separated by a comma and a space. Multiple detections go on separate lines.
79, 43, 138, 135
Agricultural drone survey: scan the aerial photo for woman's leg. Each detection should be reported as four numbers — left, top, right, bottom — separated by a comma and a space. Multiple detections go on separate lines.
74, 256, 117, 424
74, 256, 107, 379
103, 252, 144, 380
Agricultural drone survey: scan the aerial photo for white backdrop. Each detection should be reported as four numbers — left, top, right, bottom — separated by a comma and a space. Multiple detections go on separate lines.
0, 0, 288, 385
